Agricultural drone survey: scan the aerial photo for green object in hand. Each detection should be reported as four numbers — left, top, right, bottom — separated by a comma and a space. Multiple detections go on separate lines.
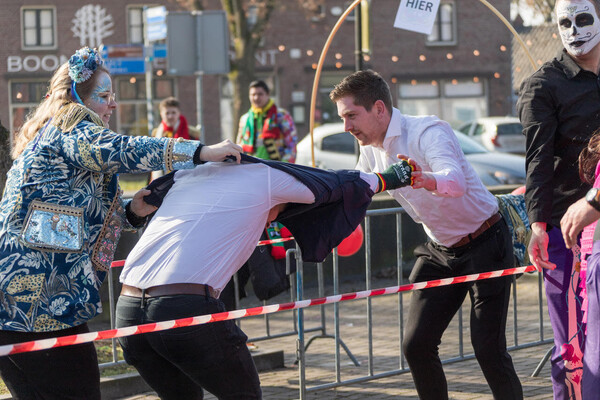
377, 160, 414, 192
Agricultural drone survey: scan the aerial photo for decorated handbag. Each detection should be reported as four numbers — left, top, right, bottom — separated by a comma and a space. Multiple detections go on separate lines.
19, 200, 84, 252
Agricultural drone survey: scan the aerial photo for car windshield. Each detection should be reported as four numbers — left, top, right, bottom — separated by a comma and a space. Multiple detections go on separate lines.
453, 130, 487, 154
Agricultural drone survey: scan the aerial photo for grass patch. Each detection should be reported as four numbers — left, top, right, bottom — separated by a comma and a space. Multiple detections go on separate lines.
96, 340, 138, 377
119, 173, 150, 197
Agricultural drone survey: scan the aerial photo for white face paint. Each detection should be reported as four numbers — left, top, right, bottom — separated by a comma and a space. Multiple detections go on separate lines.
557, 0, 600, 56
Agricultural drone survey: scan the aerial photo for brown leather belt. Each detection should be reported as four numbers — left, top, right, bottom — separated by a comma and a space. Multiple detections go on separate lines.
450, 212, 502, 248
121, 283, 219, 299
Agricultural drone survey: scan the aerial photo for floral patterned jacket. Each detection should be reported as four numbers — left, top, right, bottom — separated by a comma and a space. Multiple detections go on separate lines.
0, 109, 198, 332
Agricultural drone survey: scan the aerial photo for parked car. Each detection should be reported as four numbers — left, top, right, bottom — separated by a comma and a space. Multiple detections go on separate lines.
296, 123, 526, 187
457, 116, 525, 154
296, 123, 359, 170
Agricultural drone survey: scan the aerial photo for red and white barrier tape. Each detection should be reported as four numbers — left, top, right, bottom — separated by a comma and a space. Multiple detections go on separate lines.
0, 264, 538, 356
257, 237, 294, 246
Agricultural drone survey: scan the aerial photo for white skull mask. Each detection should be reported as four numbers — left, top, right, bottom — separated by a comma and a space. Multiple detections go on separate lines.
557, 0, 600, 56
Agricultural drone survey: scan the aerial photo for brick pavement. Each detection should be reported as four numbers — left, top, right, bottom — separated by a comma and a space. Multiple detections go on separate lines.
119, 272, 555, 400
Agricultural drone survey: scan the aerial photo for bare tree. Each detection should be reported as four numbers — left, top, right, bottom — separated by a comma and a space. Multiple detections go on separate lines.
174, 0, 322, 137
221, 0, 276, 129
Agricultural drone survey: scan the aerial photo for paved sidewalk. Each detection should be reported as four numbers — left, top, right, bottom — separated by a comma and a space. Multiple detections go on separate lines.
119, 272, 555, 399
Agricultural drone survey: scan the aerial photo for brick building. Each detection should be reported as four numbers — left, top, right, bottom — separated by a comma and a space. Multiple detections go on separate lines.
1, 0, 513, 147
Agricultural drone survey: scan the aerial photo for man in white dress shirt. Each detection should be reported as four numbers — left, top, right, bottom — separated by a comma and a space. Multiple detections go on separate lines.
330, 70, 523, 400
115, 155, 413, 400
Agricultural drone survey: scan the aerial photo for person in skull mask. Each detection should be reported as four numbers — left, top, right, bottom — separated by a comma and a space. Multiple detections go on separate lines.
517, 0, 600, 397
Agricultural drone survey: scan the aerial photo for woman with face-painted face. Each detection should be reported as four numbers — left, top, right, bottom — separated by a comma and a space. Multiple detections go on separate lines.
0, 47, 242, 400
517, 0, 600, 398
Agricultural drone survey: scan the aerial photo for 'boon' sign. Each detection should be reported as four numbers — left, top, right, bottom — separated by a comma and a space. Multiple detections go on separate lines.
394, 0, 441, 35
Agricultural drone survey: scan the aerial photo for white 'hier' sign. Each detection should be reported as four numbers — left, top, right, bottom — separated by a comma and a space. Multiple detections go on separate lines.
394, 0, 440, 35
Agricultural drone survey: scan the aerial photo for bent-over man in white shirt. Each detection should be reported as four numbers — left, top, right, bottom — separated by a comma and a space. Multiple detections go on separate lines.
116, 155, 413, 400
330, 70, 523, 400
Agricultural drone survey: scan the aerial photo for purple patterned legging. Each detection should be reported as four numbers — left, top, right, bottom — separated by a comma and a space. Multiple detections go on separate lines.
545, 226, 584, 400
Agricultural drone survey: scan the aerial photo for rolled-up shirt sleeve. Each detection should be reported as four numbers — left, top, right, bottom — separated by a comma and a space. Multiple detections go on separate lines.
418, 126, 466, 197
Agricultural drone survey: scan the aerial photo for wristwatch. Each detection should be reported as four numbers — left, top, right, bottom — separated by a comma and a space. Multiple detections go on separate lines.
586, 188, 600, 212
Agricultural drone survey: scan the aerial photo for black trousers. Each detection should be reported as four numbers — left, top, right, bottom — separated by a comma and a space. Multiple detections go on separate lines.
0, 323, 100, 400
402, 218, 523, 400
116, 293, 262, 400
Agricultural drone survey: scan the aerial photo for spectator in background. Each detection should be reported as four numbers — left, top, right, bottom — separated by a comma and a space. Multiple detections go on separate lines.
153, 96, 200, 140
151, 96, 200, 180
236, 80, 297, 163
517, 0, 600, 396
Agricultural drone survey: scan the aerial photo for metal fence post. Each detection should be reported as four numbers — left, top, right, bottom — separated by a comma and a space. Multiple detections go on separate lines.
294, 247, 306, 400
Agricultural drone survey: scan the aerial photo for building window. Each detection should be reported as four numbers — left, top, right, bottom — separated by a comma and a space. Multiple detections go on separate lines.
128, 7, 145, 44
116, 76, 175, 136
310, 5, 326, 22
9, 81, 48, 144
317, 73, 349, 125
22, 7, 56, 49
396, 78, 487, 127
116, 75, 174, 190
426, 2, 456, 46
128, 5, 163, 44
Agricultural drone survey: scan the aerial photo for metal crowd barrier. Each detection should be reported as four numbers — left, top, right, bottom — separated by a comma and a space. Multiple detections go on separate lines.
98, 205, 552, 400
295, 206, 553, 399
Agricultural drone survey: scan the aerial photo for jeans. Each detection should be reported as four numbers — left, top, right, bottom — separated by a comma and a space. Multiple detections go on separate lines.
0, 323, 101, 400
402, 218, 523, 400
116, 293, 262, 400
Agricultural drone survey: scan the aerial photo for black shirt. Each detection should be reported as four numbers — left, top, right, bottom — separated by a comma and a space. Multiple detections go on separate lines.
517, 50, 600, 227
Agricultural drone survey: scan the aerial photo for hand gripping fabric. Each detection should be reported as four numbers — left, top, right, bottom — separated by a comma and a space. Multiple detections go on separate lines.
376, 160, 414, 192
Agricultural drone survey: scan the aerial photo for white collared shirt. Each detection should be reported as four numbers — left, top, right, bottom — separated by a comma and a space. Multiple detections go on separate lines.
120, 162, 380, 295
120, 163, 316, 295
356, 108, 498, 247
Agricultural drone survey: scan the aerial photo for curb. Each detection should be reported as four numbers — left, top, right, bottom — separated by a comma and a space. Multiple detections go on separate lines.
253, 348, 285, 373
101, 372, 153, 400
